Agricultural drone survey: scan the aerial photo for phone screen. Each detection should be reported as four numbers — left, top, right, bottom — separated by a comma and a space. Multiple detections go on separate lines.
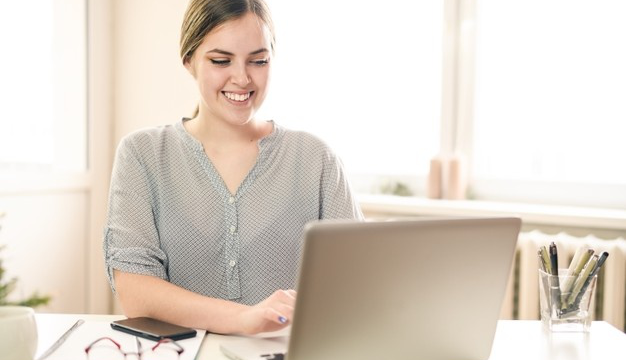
111, 317, 197, 341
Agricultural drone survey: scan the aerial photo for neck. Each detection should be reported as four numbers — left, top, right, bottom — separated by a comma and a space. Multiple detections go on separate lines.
185, 111, 271, 150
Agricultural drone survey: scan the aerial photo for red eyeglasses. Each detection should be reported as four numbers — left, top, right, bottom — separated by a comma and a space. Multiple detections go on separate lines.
85, 336, 184, 360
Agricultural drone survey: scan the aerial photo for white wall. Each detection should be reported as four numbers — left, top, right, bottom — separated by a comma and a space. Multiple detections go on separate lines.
112, 0, 197, 143
0, 191, 87, 312
108, 0, 199, 313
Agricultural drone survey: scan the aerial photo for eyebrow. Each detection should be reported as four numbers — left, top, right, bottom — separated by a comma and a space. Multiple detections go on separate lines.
206, 48, 269, 56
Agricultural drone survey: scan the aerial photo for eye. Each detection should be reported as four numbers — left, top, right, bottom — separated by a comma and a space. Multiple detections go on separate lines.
210, 59, 230, 65
251, 59, 269, 66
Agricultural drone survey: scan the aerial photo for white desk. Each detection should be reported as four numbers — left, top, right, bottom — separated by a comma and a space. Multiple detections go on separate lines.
36, 315, 626, 360
487, 320, 626, 360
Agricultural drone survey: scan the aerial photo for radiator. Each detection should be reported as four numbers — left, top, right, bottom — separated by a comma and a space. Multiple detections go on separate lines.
500, 231, 626, 332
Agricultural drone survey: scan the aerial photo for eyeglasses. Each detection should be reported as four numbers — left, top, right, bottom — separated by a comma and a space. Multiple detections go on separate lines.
85, 337, 184, 360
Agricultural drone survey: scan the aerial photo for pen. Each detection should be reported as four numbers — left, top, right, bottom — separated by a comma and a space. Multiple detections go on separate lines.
538, 249, 552, 308
37, 319, 84, 360
538, 249, 547, 272
565, 254, 599, 311
539, 246, 551, 274
548, 242, 561, 315
569, 252, 609, 312
561, 248, 594, 310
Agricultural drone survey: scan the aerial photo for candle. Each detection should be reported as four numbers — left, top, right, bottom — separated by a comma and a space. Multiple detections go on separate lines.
447, 155, 467, 200
427, 156, 443, 199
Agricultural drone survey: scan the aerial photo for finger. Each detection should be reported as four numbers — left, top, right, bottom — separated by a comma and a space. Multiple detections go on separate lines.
277, 304, 294, 322
264, 307, 290, 325
274, 289, 296, 305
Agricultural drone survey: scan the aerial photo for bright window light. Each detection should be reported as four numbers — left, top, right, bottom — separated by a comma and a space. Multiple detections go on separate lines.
262, 1, 443, 193
0, 1, 87, 172
473, 0, 626, 186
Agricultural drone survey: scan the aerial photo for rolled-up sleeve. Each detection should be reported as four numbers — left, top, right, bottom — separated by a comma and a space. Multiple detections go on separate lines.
103, 136, 168, 293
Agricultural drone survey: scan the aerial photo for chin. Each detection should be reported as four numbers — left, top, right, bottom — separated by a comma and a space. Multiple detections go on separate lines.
225, 116, 254, 127
224, 111, 257, 126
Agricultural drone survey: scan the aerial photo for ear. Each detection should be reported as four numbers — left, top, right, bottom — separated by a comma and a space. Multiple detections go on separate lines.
183, 56, 196, 77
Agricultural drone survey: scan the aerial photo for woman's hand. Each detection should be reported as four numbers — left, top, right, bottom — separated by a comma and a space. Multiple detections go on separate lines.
237, 289, 297, 335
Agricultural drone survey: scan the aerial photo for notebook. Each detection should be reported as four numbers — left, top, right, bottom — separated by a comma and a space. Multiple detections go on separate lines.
220, 217, 521, 360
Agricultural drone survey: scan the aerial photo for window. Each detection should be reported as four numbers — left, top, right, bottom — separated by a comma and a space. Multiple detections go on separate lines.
264, 0, 626, 209
262, 0, 443, 194
0, 1, 87, 173
472, 0, 626, 208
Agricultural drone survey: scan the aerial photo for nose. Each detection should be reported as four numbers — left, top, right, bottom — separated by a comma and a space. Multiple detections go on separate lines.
230, 62, 251, 86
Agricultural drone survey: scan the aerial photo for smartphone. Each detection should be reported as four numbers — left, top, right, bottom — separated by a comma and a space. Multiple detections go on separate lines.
111, 317, 197, 341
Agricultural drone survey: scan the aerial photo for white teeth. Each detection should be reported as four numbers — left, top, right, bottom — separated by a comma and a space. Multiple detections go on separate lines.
224, 92, 251, 102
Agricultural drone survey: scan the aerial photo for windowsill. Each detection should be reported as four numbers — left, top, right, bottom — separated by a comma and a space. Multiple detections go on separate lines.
358, 194, 626, 232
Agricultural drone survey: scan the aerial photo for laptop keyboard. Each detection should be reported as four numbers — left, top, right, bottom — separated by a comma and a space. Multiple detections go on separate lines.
261, 353, 285, 360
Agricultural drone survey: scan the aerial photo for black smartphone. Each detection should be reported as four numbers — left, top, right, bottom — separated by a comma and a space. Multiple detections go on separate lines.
111, 317, 197, 341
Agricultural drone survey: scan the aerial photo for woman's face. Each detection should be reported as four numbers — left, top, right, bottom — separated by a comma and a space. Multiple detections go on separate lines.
185, 12, 272, 126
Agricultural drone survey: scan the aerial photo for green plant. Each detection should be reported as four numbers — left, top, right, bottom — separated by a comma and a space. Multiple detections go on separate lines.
0, 214, 51, 308
379, 180, 413, 197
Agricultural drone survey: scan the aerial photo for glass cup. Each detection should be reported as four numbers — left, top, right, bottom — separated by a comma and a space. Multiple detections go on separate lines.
538, 269, 597, 332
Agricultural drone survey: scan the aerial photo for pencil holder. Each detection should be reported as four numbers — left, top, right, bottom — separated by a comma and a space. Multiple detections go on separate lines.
538, 269, 597, 332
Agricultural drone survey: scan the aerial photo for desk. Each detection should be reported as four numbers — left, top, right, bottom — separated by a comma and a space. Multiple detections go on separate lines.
36, 315, 626, 360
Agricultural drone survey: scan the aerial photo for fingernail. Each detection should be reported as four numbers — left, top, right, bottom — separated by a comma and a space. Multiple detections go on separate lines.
278, 316, 287, 324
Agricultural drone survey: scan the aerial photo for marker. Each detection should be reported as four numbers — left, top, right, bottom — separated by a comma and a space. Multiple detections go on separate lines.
561, 248, 594, 310
539, 246, 552, 274
569, 252, 609, 312
538, 249, 551, 307
548, 242, 561, 316
565, 254, 599, 311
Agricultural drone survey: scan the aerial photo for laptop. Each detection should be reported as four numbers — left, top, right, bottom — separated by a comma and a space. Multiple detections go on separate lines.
220, 217, 521, 360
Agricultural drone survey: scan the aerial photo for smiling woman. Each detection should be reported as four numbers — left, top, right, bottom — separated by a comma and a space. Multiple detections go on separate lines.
181, 12, 275, 193
103, 0, 362, 336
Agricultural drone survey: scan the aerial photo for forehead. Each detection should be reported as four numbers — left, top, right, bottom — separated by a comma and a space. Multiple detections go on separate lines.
199, 12, 271, 52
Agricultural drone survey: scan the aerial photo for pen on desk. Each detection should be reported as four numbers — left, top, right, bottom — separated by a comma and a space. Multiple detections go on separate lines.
569, 252, 609, 312
36, 319, 84, 360
548, 242, 561, 315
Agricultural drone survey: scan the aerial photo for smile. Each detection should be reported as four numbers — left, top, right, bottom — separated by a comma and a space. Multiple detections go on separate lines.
223, 91, 253, 102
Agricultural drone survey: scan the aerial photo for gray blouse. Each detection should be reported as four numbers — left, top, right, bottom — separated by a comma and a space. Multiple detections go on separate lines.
103, 119, 362, 305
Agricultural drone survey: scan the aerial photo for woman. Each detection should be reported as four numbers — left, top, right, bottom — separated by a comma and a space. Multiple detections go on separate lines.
103, 0, 362, 335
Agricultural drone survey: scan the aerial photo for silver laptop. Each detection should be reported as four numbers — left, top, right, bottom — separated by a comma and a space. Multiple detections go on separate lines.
220, 217, 521, 360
